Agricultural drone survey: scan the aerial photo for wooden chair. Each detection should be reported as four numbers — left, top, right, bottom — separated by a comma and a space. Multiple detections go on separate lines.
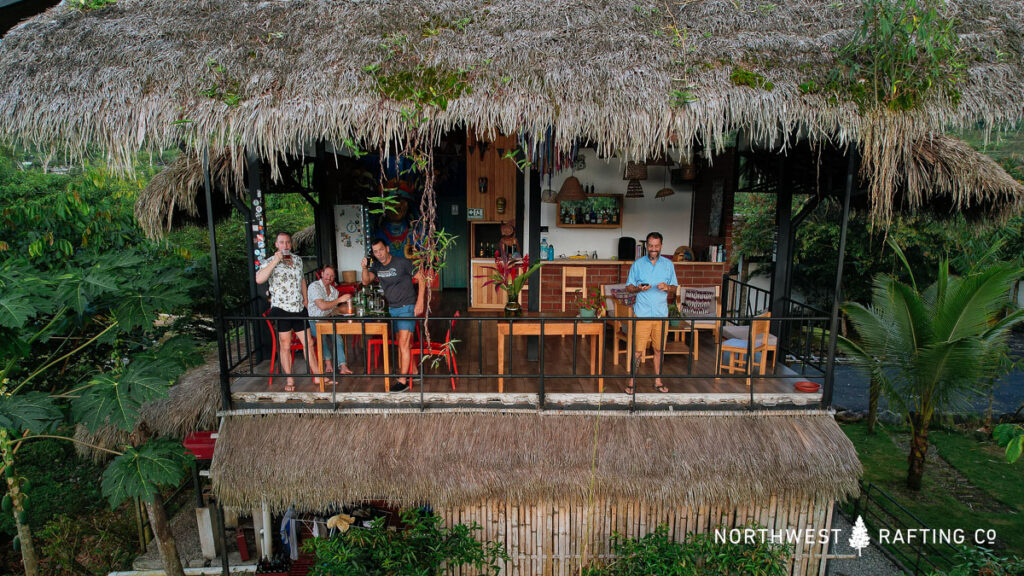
670, 286, 721, 361
718, 311, 774, 383
561, 266, 587, 312
610, 299, 651, 367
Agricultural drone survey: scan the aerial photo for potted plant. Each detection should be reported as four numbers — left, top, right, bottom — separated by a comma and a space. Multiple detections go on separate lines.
477, 244, 542, 317
574, 287, 606, 319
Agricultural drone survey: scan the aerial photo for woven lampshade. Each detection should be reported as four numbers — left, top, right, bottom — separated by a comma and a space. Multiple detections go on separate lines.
623, 161, 648, 180
625, 179, 644, 198
655, 187, 675, 199
557, 176, 586, 201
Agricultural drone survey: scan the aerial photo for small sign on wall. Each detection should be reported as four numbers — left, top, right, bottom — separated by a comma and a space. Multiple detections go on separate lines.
467, 207, 484, 220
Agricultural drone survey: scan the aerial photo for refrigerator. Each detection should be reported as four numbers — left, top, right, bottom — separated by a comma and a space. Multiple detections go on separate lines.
334, 204, 369, 278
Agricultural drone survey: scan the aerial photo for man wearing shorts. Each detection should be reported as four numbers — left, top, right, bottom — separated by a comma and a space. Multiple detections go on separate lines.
256, 232, 309, 392
362, 238, 425, 392
625, 232, 677, 394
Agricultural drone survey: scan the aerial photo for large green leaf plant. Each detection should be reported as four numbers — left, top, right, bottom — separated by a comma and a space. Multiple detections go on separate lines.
0, 154, 202, 576
839, 241, 1024, 490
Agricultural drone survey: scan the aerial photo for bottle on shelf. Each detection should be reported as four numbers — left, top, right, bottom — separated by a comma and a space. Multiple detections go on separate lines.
540, 237, 548, 255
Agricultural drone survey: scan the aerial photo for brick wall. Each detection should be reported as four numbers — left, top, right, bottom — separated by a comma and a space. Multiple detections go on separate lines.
537, 262, 727, 312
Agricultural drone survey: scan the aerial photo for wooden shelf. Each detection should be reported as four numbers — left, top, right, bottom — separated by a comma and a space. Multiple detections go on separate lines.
555, 223, 621, 229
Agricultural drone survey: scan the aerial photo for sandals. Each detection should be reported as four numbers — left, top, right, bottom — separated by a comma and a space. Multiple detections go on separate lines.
624, 384, 635, 395
654, 382, 670, 393
284, 380, 296, 392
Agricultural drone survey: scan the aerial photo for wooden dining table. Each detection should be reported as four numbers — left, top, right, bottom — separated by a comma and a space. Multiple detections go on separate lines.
314, 317, 391, 391
496, 314, 605, 393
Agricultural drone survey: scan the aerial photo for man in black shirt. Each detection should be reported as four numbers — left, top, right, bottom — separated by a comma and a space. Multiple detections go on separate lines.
362, 238, 426, 392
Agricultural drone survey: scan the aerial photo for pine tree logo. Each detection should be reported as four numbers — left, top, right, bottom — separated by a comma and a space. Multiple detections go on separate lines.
849, 515, 870, 557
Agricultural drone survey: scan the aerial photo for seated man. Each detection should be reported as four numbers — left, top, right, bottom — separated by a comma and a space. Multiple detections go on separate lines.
307, 265, 354, 376
361, 239, 426, 392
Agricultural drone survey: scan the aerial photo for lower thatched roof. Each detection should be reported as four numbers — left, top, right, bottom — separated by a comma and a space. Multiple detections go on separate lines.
210, 410, 860, 513
75, 356, 222, 461
135, 150, 246, 239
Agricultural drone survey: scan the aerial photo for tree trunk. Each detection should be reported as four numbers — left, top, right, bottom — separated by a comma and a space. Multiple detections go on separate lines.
867, 375, 880, 433
145, 493, 186, 576
906, 412, 930, 491
5, 473, 39, 576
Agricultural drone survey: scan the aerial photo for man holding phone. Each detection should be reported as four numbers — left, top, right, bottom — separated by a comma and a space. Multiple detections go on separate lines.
625, 232, 677, 394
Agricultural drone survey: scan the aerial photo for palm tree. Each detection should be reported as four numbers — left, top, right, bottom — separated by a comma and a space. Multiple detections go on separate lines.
839, 243, 1024, 490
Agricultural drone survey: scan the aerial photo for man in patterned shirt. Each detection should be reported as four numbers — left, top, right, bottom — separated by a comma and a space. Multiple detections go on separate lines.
256, 232, 309, 392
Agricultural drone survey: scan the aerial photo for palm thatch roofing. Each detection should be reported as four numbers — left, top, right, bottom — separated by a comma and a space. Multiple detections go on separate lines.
210, 410, 861, 513
75, 356, 221, 461
135, 150, 245, 239
0, 0, 1022, 219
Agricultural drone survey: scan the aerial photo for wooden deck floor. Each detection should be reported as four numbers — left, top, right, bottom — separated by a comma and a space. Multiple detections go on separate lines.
230, 315, 823, 407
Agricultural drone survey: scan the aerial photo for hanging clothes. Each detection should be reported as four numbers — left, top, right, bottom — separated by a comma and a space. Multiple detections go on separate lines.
280, 506, 298, 560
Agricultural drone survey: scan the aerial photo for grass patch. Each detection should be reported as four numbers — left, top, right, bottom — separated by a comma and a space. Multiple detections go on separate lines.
841, 422, 1024, 561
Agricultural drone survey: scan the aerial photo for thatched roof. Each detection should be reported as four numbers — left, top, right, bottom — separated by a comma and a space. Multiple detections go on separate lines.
210, 410, 861, 513
0, 0, 1022, 218
904, 135, 1024, 218
75, 356, 221, 461
135, 150, 245, 239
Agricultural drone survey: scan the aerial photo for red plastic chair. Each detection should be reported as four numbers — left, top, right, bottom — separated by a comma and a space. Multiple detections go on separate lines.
263, 308, 314, 387
409, 312, 460, 390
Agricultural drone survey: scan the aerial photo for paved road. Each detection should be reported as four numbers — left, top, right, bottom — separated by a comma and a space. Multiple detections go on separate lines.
830, 331, 1024, 416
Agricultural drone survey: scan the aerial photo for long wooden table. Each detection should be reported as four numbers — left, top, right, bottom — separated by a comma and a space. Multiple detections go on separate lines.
496, 317, 605, 393
315, 319, 391, 391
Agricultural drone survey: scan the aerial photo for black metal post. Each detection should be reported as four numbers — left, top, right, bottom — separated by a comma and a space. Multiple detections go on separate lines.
823, 149, 857, 407
244, 152, 265, 360
770, 156, 793, 350
217, 504, 230, 575
204, 149, 232, 411
526, 169, 541, 361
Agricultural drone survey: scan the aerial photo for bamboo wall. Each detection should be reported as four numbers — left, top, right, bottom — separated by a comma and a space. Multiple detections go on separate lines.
442, 493, 835, 576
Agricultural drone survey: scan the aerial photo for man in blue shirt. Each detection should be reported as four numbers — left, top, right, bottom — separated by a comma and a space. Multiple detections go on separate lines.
625, 232, 678, 393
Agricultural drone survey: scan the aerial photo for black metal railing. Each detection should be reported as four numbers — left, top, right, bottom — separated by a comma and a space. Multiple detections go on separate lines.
723, 276, 771, 318
848, 481, 959, 575
221, 307, 830, 411
781, 298, 831, 374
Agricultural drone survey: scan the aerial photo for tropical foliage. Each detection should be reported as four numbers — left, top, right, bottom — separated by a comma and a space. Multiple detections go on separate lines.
476, 244, 541, 299
0, 150, 203, 576
582, 524, 790, 576
839, 243, 1024, 489
304, 508, 508, 576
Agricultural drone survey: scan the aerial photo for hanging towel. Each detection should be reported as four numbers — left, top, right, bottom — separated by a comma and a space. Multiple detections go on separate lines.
280, 506, 298, 560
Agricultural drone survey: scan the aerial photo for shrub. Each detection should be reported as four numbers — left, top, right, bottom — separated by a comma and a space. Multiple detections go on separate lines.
304, 508, 508, 575
931, 546, 1024, 576
583, 524, 791, 576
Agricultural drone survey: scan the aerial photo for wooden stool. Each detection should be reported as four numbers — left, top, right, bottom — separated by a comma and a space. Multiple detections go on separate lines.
561, 266, 587, 312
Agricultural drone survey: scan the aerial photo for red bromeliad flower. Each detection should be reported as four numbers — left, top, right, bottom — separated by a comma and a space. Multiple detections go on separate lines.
475, 244, 542, 298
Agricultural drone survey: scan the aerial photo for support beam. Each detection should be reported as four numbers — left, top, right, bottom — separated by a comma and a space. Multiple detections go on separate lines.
526, 167, 540, 361
204, 149, 231, 412
823, 149, 857, 408
769, 157, 794, 357
243, 153, 265, 359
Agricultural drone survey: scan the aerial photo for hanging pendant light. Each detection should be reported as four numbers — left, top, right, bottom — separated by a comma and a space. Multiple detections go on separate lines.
625, 179, 644, 198
655, 164, 674, 199
557, 176, 586, 201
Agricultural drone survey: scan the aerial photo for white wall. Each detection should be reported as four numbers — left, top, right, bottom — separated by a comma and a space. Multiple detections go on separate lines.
540, 149, 694, 259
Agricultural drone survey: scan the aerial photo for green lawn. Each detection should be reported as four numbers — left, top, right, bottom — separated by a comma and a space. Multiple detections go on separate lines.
841, 422, 1024, 562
